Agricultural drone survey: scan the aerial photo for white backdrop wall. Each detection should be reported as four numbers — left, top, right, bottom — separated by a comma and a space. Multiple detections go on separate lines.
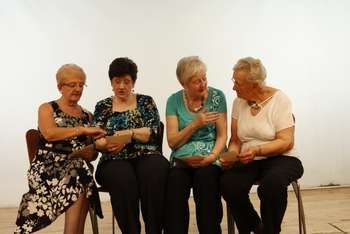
1, 0, 349, 207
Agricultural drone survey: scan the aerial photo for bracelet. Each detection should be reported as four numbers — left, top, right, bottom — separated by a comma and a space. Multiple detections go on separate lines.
130, 129, 134, 138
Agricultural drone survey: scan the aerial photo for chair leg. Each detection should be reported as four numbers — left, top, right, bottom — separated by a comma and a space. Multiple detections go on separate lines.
89, 206, 99, 234
112, 209, 115, 234
226, 203, 235, 234
291, 181, 307, 234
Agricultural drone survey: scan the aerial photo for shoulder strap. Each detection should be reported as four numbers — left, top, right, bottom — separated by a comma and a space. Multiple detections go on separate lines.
50, 101, 59, 112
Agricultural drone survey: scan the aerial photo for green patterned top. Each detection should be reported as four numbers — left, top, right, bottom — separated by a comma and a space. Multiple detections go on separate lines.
166, 86, 227, 165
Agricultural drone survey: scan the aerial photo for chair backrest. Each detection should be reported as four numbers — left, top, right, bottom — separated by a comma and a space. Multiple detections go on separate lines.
25, 129, 40, 163
155, 121, 164, 154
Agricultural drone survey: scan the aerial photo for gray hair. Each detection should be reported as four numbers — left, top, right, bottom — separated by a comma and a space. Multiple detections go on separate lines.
56, 63, 86, 84
176, 56, 207, 85
233, 57, 266, 84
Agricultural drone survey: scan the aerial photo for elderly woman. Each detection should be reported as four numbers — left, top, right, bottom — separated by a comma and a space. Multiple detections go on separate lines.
164, 56, 227, 234
15, 64, 106, 234
92, 57, 169, 234
220, 57, 304, 234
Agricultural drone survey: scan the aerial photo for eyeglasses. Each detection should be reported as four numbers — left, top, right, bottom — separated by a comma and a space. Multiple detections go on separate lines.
231, 77, 240, 86
62, 82, 87, 88
189, 75, 207, 86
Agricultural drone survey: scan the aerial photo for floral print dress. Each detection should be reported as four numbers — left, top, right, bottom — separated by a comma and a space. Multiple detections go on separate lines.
15, 101, 102, 233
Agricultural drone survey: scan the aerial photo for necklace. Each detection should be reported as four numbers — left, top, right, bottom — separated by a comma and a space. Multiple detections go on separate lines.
247, 94, 274, 110
184, 91, 205, 113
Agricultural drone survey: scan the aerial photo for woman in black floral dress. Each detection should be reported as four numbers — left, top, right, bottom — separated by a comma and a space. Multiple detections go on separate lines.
93, 57, 169, 234
15, 64, 106, 234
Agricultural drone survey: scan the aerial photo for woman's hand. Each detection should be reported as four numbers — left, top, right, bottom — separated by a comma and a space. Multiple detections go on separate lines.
219, 151, 238, 169
81, 127, 106, 139
238, 147, 258, 164
199, 153, 217, 167
182, 154, 216, 168
182, 156, 204, 168
193, 111, 220, 128
95, 137, 126, 153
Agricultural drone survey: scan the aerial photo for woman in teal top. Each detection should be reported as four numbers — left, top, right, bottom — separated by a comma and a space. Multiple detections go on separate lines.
167, 86, 226, 164
164, 56, 227, 234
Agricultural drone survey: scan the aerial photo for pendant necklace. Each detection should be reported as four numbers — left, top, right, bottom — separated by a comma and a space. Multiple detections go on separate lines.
248, 94, 274, 110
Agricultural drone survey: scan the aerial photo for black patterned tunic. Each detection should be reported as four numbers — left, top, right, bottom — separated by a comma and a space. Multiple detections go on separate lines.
15, 101, 102, 233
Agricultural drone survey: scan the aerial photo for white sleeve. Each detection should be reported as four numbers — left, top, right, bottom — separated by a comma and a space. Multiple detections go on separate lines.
231, 98, 240, 120
273, 92, 294, 132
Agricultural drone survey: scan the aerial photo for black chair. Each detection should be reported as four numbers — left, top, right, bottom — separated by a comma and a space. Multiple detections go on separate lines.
90, 121, 165, 234
25, 129, 99, 233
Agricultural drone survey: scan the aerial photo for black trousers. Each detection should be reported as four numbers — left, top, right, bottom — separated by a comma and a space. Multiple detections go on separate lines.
96, 154, 169, 234
164, 164, 223, 234
221, 156, 303, 234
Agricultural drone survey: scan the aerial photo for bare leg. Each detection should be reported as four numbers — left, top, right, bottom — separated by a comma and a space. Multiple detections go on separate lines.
77, 194, 89, 234
64, 192, 88, 234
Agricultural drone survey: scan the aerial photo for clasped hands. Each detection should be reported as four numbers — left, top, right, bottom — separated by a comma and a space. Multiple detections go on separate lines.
182, 153, 217, 168
219, 146, 259, 169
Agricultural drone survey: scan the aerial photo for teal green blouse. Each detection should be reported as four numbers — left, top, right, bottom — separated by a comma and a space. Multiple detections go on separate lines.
166, 86, 227, 165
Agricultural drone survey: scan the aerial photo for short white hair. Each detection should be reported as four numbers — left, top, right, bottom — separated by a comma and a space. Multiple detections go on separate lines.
233, 57, 266, 84
176, 56, 206, 85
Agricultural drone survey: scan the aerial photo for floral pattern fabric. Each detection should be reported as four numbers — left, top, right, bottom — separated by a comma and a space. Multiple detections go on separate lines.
92, 94, 161, 164
15, 101, 102, 233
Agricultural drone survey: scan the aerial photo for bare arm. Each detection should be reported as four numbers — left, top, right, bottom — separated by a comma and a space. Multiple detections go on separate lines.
220, 118, 241, 167
255, 127, 294, 156
112, 128, 151, 143
38, 103, 105, 142
166, 116, 198, 150
200, 112, 227, 166
131, 127, 151, 143
238, 127, 294, 164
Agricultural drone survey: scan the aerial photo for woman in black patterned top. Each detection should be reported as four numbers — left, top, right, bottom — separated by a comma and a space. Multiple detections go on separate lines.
15, 64, 106, 233
93, 57, 169, 234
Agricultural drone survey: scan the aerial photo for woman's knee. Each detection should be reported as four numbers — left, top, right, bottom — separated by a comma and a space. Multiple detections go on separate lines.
194, 165, 221, 185
257, 177, 287, 199
220, 172, 252, 200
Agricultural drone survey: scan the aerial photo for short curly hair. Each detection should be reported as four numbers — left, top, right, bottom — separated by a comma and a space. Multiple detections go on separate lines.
108, 57, 138, 82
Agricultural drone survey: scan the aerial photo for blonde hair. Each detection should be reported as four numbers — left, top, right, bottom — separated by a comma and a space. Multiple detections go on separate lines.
176, 56, 206, 85
233, 57, 266, 84
56, 64, 86, 84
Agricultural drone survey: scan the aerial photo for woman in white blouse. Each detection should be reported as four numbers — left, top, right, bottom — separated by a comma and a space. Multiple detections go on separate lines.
220, 57, 303, 234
